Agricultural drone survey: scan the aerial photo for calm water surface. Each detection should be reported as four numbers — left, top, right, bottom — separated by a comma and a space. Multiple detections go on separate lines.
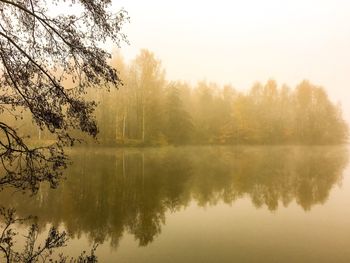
1, 146, 350, 262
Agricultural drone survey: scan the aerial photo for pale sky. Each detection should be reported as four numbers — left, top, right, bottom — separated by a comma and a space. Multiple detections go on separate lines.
114, 0, 350, 121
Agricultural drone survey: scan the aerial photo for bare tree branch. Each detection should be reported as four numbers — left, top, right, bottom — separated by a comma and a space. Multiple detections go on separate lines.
0, 0, 128, 192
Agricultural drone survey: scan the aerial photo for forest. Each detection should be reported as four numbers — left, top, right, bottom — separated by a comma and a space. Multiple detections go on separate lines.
5, 49, 349, 146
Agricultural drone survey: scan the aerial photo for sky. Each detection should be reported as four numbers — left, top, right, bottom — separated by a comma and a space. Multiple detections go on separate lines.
113, 0, 350, 121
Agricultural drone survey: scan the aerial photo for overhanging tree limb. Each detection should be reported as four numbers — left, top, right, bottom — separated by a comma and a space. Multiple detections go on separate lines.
0, 0, 128, 192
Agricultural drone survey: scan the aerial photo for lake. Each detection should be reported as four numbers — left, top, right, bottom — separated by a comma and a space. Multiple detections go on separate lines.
1, 145, 350, 262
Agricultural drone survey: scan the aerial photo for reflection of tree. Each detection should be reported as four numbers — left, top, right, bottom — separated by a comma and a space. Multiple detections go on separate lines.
225, 146, 348, 210
0, 146, 348, 248
0, 207, 98, 262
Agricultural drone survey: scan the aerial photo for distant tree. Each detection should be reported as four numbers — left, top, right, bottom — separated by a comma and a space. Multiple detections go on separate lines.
131, 49, 165, 144
0, 0, 128, 191
193, 81, 219, 143
220, 80, 348, 145
164, 82, 193, 144
294, 81, 348, 144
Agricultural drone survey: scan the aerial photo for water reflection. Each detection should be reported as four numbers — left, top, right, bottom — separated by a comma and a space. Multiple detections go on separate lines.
0, 146, 348, 248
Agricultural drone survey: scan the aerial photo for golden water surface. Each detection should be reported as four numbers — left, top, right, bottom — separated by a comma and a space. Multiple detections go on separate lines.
1, 146, 350, 262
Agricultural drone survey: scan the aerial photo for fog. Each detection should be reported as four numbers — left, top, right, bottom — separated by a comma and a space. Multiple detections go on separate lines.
116, 0, 350, 122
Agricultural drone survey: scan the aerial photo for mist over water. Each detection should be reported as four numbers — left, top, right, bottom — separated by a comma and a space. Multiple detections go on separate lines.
1, 145, 349, 262
2, 0, 350, 262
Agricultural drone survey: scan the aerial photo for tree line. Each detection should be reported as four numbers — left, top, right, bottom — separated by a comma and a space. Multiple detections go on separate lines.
94, 49, 348, 145
4, 49, 348, 146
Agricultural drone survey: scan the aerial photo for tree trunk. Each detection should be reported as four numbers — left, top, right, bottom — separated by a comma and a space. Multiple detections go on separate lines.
142, 103, 145, 143
122, 107, 127, 141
